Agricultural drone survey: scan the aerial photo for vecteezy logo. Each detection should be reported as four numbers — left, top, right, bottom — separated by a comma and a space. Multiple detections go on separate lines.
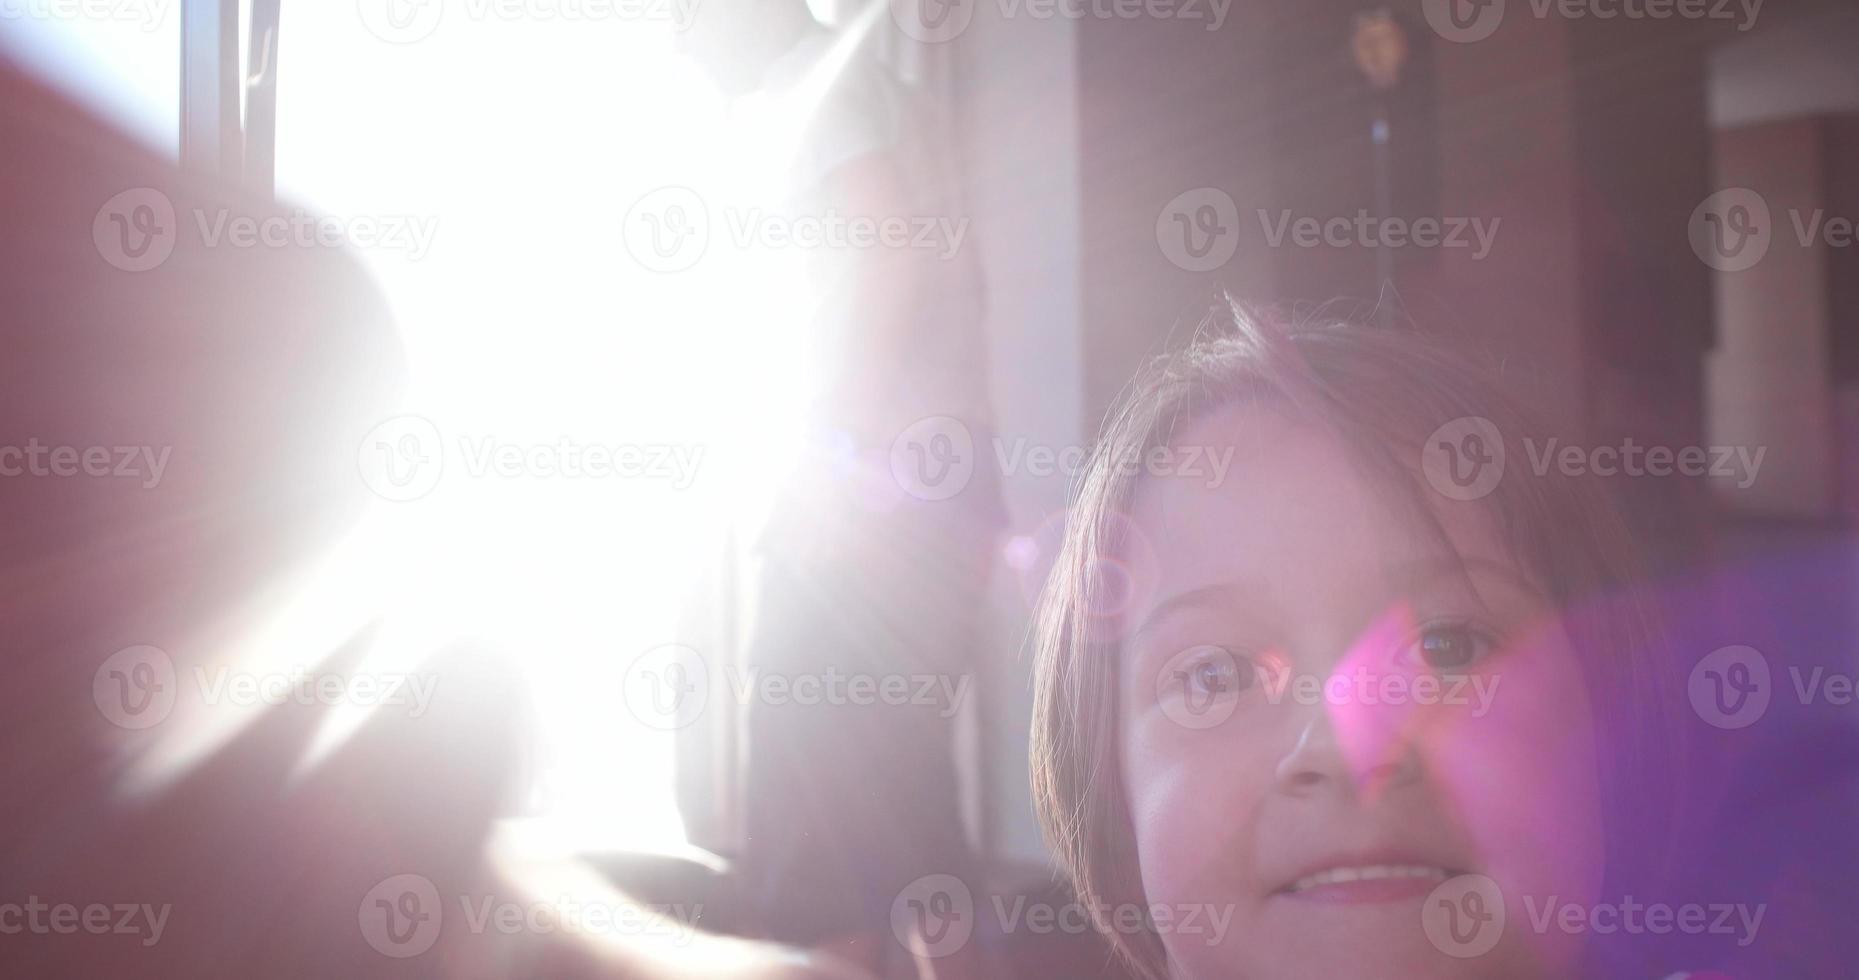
622, 186, 710, 273
1689, 188, 1771, 273
1421, 417, 1506, 501
621, 643, 709, 730
357, 0, 445, 43
1422, 874, 1505, 958
92, 645, 178, 729
1688, 644, 1770, 730
359, 873, 443, 957
93, 188, 178, 272
1423, 0, 1505, 42
357, 415, 445, 502
1157, 645, 1242, 730
889, 416, 976, 502
889, 0, 974, 43
1157, 188, 1239, 273
890, 874, 974, 959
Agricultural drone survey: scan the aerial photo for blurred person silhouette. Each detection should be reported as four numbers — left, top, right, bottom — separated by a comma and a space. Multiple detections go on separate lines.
678, 2, 1003, 976
0, 56, 877, 980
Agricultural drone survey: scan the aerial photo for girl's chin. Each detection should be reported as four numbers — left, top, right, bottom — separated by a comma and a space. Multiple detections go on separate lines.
1168, 946, 1526, 980
1210, 899, 1533, 980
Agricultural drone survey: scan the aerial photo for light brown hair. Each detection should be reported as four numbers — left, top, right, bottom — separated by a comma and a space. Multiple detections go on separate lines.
1029, 300, 1685, 979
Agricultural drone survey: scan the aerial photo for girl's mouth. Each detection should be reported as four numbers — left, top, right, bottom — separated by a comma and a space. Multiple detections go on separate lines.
1278, 864, 1468, 904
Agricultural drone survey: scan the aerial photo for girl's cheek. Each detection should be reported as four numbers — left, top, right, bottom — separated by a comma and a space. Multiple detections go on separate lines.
1417, 629, 1607, 964
1123, 713, 1273, 909
1124, 715, 1214, 863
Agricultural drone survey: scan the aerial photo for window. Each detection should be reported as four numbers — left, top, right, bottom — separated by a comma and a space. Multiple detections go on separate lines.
0, 0, 182, 156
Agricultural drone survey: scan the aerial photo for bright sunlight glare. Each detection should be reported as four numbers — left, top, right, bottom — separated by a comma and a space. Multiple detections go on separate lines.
112, 8, 861, 854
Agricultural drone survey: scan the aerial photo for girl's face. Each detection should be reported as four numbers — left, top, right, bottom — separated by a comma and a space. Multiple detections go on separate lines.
1116, 405, 1605, 979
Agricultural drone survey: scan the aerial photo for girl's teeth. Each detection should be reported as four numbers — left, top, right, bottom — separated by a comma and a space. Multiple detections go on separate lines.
1289, 865, 1450, 892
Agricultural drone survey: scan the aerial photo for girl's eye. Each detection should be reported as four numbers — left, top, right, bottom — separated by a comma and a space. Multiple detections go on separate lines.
1170, 646, 1258, 699
1151, 644, 1273, 730
1406, 621, 1497, 671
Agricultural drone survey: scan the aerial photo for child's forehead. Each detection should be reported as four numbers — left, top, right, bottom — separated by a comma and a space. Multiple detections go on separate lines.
1132, 401, 1406, 533
1155, 396, 1304, 460
1121, 400, 1525, 608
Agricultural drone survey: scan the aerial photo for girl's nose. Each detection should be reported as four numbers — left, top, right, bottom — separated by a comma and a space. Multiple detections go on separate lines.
1274, 703, 1421, 800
